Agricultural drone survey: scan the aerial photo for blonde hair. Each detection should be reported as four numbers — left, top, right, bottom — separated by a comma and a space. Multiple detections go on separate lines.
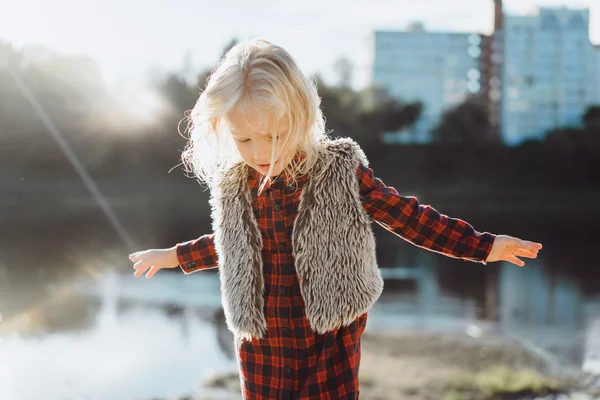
181, 38, 330, 193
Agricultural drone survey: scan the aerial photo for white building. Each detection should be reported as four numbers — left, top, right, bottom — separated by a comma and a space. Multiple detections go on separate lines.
502, 7, 597, 145
367, 24, 483, 144
596, 46, 600, 104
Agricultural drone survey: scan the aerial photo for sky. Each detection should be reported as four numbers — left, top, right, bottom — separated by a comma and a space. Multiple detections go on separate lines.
1, 0, 598, 89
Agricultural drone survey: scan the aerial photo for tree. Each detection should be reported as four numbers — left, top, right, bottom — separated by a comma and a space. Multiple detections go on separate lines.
155, 73, 197, 114
583, 105, 600, 129
432, 97, 492, 145
314, 76, 422, 151
333, 56, 353, 89
220, 38, 239, 59
195, 38, 240, 92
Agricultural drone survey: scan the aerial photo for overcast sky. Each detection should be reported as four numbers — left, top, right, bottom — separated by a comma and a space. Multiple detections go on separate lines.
1, 0, 597, 88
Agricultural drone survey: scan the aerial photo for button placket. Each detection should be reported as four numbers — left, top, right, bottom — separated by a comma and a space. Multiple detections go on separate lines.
270, 179, 283, 213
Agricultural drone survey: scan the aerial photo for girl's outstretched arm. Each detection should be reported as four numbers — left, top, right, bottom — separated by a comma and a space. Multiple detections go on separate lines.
356, 163, 541, 266
129, 233, 218, 278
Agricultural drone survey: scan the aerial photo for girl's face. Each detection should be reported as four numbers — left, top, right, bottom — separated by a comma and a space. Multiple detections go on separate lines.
226, 108, 295, 177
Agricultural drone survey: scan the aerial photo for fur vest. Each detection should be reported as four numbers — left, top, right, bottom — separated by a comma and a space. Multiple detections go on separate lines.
209, 138, 384, 340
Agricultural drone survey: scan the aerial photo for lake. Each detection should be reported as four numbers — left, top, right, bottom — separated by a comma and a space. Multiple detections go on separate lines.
1, 237, 599, 400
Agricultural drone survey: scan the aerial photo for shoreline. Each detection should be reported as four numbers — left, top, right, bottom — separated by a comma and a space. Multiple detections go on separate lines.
197, 329, 600, 400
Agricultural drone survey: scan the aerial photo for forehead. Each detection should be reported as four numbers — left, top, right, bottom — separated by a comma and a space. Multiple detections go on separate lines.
226, 106, 288, 134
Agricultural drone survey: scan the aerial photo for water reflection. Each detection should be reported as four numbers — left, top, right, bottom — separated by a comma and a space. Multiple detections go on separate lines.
1, 239, 599, 399
369, 248, 600, 372
0, 270, 236, 400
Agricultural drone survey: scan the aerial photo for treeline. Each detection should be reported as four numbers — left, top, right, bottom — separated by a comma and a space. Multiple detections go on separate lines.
1, 39, 599, 185
0, 40, 421, 179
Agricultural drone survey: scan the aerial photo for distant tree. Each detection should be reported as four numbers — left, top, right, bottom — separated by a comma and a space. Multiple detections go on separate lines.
155, 73, 197, 114
544, 125, 600, 184
195, 69, 211, 92
432, 97, 491, 145
333, 56, 354, 89
314, 76, 422, 151
0, 41, 22, 69
398, 102, 423, 131
194, 38, 239, 92
220, 38, 239, 59
583, 105, 600, 129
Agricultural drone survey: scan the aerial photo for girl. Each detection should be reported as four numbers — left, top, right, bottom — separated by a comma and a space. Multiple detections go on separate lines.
128, 38, 542, 400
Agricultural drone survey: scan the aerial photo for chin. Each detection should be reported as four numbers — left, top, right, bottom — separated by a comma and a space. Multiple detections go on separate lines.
256, 164, 282, 177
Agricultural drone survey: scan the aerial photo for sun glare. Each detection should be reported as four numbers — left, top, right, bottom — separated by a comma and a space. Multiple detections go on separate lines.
110, 83, 173, 124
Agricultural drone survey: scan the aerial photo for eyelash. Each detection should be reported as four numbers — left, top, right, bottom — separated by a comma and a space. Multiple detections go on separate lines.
236, 136, 280, 143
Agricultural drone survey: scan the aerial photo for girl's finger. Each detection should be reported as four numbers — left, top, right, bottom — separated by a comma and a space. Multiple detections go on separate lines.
146, 265, 160, 279
513, 248, 537, 259
133, 262, 150, 277
511, 239, 540, 254
133, 260, 147, 272
507, 255, 525, 267
528, 241, 543, 249
519, 240, 542, 251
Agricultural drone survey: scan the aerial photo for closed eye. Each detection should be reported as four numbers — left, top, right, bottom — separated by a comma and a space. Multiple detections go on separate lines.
233, 135, 281, 143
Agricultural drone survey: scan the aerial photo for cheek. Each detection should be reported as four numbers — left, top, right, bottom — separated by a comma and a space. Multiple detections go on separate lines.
234, 143, 252, 162
278, 145, 296, 163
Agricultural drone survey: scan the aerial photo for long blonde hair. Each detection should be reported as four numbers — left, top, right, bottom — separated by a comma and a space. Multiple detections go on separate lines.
181, 38, 330, 192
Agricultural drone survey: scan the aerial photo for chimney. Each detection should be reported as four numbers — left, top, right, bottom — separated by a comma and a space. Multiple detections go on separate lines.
494, 0, 504, 32
482, 0, 505, 143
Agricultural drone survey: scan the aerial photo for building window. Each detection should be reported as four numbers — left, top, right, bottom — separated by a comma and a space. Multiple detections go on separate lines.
568, 14, 586, 30
491, 53, 503, 64
490, 77, 502, 88
467, 68, 480, 81
490, 89, 502, 102
468, 34, 481, 45
541, 14, 560, 30
525, 76, 535, 86
467, 81, 481, 93
468, 46, 481, 58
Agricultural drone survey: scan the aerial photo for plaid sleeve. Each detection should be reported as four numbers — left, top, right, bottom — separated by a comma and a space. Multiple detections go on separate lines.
356, 163, 496, 265
175, 233, 219, 274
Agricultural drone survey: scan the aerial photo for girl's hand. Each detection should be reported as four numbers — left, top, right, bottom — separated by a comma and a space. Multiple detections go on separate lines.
129, 247, 179, 279
485, 234, 543, 267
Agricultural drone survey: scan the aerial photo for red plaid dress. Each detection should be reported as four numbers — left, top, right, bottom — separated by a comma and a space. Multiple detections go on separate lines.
176, 163, 496, 399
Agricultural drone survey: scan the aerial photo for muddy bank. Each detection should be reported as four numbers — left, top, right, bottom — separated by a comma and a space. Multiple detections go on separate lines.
198, 330, 600, 400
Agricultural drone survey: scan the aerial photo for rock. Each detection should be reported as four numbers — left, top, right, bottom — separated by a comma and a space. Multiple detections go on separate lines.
569, 392, 593, 400
203, 371, 241, 393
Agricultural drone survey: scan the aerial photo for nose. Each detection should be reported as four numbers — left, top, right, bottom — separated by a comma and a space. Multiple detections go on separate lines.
252, 141, 272, 164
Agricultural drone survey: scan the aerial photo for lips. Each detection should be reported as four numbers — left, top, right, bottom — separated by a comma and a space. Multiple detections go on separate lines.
256, 160, 278, 169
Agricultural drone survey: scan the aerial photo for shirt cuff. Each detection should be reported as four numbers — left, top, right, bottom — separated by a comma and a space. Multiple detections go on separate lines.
475, 231, 496, 265
176, 241, 199, 274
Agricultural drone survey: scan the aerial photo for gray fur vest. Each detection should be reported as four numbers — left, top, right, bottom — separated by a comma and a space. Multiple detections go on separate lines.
209, 138, 384, 340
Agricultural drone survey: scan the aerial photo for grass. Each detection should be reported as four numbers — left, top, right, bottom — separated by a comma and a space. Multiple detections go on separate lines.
445, 365, 564, 399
